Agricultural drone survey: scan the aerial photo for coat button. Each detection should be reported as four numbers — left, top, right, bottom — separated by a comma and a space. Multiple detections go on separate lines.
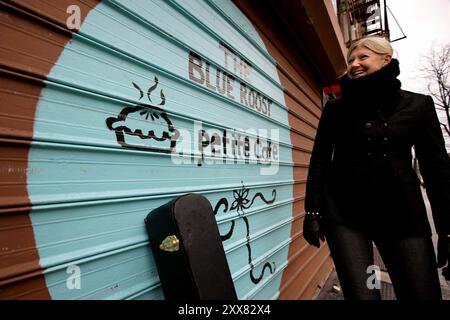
383, 153, 387, 157
383, 122, 388, 127
365, 122, 372, 129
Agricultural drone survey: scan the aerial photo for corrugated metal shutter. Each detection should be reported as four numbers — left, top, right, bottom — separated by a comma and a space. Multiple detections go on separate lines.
1, 0, 301, 300
232, 0, 336, 299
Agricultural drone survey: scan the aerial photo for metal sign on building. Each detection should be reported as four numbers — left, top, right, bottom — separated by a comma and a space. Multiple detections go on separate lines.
338, 0, 406, 47
338, 0, 389, 46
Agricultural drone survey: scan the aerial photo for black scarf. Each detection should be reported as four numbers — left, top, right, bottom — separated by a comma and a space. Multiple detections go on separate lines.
339, 58, 402, 116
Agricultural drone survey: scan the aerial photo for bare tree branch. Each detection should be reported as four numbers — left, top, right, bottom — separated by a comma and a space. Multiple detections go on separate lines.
419, 44, 450, 140
440, 122, 450, 136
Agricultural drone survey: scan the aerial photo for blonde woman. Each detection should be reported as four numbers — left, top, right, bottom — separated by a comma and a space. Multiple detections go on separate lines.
303, 36, 450, 300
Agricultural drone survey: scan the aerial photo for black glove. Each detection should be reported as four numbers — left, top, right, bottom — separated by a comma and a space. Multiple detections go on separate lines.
437, 235, 450, 281
303, 212, 325, 248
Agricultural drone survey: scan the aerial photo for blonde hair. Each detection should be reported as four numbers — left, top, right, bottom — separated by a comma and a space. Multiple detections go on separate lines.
347, 36, 393, 63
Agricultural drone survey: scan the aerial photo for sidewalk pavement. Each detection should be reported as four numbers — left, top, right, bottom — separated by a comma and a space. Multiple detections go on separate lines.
316, 263, 450, 300
315, 187, 449, 300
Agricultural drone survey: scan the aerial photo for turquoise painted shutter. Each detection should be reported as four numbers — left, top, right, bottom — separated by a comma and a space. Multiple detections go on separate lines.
24, 0, 293, 299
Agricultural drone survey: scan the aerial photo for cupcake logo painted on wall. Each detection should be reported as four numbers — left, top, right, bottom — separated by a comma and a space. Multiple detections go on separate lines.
106, 77, 179, 153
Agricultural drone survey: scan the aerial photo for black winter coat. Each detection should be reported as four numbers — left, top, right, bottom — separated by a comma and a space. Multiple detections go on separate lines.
305, 59, 450, 238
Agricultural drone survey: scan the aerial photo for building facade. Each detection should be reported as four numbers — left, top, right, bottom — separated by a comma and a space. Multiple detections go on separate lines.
0, 0, 346, 299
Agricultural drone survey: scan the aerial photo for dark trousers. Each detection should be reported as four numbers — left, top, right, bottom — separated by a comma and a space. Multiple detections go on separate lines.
324, 223, 442, 300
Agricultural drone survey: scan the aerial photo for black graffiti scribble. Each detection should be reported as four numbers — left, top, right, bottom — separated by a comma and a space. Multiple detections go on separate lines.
106, 77, 178, 153
214, 182, 277, 284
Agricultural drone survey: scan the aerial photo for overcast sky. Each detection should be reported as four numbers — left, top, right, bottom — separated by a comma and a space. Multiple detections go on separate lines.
387, 0, 450, 151
388, 0, 450, 92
